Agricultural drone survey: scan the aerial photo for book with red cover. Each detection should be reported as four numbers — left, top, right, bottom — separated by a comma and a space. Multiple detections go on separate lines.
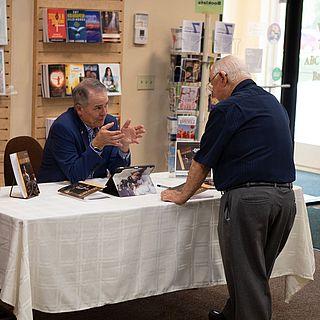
46, 8, 66, 42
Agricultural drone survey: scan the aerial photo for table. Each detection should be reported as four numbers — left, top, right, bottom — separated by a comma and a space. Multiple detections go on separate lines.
0, 173, 315, 320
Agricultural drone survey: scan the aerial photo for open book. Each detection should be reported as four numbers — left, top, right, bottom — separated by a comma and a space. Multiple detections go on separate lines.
10, 151, 40, 199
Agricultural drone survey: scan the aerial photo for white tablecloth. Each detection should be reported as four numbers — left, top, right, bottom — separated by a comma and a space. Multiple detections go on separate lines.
0, 172, 315, 320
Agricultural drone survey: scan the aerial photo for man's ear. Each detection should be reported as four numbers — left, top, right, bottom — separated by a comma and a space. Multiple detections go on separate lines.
219, 71, 228, 86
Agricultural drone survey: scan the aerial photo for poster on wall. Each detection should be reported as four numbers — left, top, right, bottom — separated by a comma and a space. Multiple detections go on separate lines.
0, 48, 5, 94
0, 0, 8, 45
245, 48, 263, 73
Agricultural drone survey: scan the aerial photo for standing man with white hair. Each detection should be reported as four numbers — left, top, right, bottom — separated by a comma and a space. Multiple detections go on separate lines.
161, 55, 296, 320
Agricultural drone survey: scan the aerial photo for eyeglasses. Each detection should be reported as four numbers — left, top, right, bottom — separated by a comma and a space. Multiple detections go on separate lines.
206, 72, 227, 96
206, 72, 219, 96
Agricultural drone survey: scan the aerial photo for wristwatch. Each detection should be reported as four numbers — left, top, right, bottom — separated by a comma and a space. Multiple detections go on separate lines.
90, 142, 103, 154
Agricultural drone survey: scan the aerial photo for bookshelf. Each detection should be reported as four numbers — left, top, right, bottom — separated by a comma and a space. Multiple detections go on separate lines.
32, 0, 124, 147
0, 0, 12, 186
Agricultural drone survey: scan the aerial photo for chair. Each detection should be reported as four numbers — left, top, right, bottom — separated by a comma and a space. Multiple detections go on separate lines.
3, 136, 43, 186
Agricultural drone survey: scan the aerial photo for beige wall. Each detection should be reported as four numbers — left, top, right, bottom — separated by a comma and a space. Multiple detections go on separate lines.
10, 0, 211, 172
122, 0, 206, 172
10, 0, 33, 137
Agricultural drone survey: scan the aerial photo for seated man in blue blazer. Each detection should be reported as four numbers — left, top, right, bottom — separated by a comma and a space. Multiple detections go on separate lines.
38, 78, 146, 183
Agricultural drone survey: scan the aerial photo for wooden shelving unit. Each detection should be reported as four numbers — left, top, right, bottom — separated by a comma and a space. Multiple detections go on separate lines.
32, 0, 124, 147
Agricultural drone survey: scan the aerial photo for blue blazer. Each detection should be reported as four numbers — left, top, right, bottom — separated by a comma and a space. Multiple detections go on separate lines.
38, 107, 130, 183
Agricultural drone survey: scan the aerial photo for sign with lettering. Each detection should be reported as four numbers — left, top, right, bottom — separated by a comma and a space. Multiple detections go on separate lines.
195, 0, 224, 14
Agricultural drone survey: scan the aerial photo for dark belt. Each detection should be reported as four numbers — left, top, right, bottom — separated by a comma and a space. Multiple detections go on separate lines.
224, 182, 293, 193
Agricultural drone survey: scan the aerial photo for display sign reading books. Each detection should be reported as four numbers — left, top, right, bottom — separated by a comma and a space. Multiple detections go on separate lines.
42, 8, 120, 43
103, 165, 156, 197
41, 63, 121, 98
195, 0, 224, 14
9, 151, 40, 199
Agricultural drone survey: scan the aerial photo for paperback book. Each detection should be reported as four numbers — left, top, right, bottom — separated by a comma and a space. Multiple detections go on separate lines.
175, 140, 200, 174
181, 58, 201, 83
85, 10, 102, 43
48, 64, 66, 97
43, 8, 66, 42
177, 85, 199, 111
65, 64, 84, 95
99, 63, 121, 96
10, 151, 40, 199
101, 11, 120, 42
58, 182, 102, 199
83, 64, 100, 80
177, 115, 197, 140
66, 9, 86, 42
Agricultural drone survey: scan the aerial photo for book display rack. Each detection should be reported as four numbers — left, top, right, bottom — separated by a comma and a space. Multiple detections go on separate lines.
32, 0, 124, 148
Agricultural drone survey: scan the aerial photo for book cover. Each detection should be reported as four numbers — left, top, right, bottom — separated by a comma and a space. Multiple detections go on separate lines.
177, 115, 197, 140
83, 64, 100, 80
99, 63, 121, 96
65, 64, 84, 96
177, 85, 199, 111
85, 10, 102, 43
10, 151, 40, 199
58, 182, 102, 199
66, 9, 86, 43
181, 58, 201, 83
101, 11, 120, 42
46, 8, 66, 42
48, 64, 66, 97
175, 141, 200, 171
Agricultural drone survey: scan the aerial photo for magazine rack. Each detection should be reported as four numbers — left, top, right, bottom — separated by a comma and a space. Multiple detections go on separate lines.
103, 165, 156, 197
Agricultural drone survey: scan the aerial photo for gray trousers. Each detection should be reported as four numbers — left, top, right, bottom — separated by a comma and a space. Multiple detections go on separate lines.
218, 186, 296, 320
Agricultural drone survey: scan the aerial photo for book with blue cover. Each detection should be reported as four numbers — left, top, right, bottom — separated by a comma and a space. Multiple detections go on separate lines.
85, 10, 102, 43
66, 9, 86, 42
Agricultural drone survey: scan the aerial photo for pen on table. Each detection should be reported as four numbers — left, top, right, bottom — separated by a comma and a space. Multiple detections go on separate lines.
157, 184, 170, 188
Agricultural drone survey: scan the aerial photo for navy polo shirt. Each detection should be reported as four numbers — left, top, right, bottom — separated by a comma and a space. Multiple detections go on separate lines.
194, 79, 295, 191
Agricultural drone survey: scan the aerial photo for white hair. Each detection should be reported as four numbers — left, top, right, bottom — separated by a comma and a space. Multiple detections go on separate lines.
212, 55, 252, 83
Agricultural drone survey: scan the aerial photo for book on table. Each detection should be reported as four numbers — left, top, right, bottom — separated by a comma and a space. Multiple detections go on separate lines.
58, 182, 103, 200
9, 151, 40, 199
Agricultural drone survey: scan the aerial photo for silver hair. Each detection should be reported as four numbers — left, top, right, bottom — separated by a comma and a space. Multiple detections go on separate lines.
212, 55, 252, 82
72, 78, 107, 107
